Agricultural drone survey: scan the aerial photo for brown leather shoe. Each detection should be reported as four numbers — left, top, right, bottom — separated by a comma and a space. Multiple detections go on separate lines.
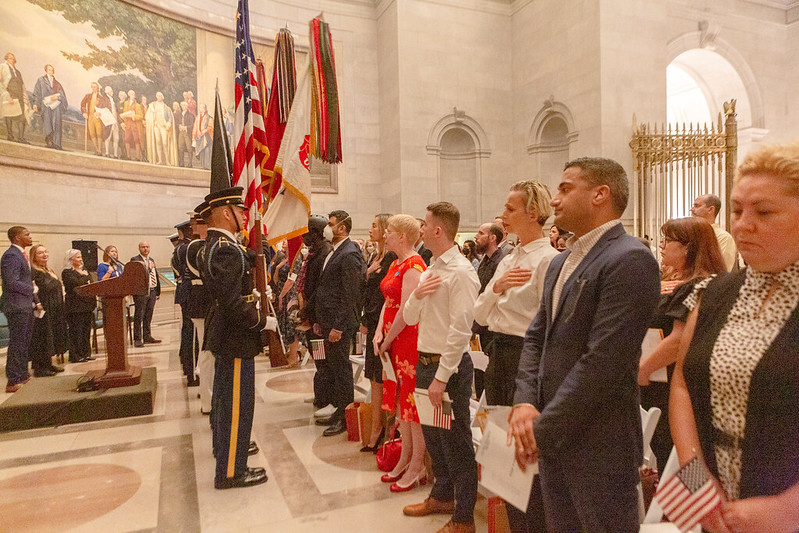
436, 520, 476, 533
402, 496, 455, 517
5, 383, 22, 393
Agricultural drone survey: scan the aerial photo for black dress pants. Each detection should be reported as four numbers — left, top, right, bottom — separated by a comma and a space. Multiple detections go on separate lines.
66, 312, 92, 362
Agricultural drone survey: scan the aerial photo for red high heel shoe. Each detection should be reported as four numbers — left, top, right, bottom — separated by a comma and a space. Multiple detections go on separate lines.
389, 471, 427, 493
381, 464, 408, 483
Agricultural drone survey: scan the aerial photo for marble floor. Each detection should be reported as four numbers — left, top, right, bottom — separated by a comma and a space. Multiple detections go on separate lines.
0, 315, 491, 532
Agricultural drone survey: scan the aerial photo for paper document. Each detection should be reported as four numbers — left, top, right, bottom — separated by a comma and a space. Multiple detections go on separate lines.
469, 350, 489, 372
641, 328, 668, 383
43, 94, 61, 109
379, 351, 396, 382
476, 419, 537, 511
413, 388, 453, 429
98, 107, 117, 126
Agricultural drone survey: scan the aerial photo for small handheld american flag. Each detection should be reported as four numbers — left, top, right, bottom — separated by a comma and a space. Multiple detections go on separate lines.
653, 455, 723, 532
433, 401, 454, 430
310, 339, 325, 361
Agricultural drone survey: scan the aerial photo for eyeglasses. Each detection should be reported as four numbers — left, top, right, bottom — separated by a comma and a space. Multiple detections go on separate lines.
660, 236, 684, 246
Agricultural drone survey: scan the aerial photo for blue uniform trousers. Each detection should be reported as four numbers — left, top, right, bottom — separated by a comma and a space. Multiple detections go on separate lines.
212, 355, 255, 482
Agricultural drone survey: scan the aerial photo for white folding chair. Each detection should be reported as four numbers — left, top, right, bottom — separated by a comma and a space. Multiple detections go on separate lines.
638, 406, 661, 522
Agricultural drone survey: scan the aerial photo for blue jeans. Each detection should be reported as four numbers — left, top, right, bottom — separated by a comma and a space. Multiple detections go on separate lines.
416, 353, 477, 524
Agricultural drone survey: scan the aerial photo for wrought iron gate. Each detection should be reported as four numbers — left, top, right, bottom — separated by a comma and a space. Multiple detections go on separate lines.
630, 100, 737, 248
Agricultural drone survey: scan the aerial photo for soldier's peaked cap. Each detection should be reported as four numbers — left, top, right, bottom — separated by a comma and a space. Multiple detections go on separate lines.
193, 201, 211, 219
174, 220, 192, 229
205, 186, 245, 209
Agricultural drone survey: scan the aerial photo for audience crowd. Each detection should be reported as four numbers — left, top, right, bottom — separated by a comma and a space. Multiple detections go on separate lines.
2, 140, 798, 533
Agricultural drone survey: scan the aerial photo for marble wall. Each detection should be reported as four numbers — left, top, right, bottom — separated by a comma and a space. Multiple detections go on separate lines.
2, 0, 797, 249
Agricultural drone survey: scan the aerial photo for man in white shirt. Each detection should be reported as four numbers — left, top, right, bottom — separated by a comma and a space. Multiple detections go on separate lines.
402, 202, 480, 533
690, 193, 739, 271
474, 180, 558, 407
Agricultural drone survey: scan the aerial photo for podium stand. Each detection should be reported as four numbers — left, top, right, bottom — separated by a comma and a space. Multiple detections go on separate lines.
76, 261, 148, 388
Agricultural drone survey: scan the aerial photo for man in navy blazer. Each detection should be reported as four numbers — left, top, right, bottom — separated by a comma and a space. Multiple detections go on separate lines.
311, 210, 366, 436
1, 226, 41, 392
508, 158, 660, 532
130, 241, 162, 347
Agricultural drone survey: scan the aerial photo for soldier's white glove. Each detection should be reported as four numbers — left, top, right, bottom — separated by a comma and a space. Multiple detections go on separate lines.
264, 316, 278, 332
264, 285, 273, 301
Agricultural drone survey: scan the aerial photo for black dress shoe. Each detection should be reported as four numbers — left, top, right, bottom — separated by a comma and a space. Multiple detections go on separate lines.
214, 467, 268, 489
187, 376, 200, 387
144, 337, 162, 344
315, 415, 338, 426
79, 355, 96, 362
248, 441, 259, 456
323, 418, 347, 437
34, 369, 57, 377
134, 341, 144, 347
50, 365, 65, 373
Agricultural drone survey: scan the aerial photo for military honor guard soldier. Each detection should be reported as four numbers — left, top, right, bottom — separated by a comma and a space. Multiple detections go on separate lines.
172, 219, 198, 386
201, 186, 276, 489
186, 202, 214, 414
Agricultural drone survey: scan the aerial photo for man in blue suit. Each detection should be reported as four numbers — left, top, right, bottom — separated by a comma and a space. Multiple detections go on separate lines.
311, 210, 366, 436
508, 158, 660, 532
1, 226, 41, 392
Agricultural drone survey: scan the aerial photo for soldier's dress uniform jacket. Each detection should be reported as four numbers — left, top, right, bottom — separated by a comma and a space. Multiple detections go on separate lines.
202, 227, 265, 483
202, 229, 264, 358
185, 238, 211, 320
172, 238, 196, 379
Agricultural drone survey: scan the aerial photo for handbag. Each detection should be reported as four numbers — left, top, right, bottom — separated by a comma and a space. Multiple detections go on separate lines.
376, 424, 402, 472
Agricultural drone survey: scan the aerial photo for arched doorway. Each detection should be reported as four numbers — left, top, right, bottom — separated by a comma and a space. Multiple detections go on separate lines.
666, 38, 768, 163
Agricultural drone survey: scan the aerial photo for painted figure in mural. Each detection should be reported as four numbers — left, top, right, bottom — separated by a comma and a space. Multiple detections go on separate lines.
117, 91, 128, 160
184, 91, 197, 117
31, 64, 67, 150
222, 105, 234, 148
139, 95, 148, 161
1, 52, 31, 143
145, 91, 177, 166
177, 101, 195, 168
121, 89, 143, 161
80, 82, 109, 156
103, 86, 120, 158
193, 103, 213, 170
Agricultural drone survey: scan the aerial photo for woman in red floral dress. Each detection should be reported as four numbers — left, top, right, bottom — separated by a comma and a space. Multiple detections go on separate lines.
374, 214, 428, 492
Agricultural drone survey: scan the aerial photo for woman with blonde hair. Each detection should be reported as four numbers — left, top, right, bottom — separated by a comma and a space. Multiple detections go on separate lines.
61, 249, 96, 363
670, 141, 799, 532
375, 214, 427, 492
359, 213, 396, 451
29, 244, 67, 372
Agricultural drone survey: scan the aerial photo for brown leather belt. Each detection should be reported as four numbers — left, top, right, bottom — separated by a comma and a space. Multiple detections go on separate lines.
418, 352, 441, 365
713, 426, 744, 450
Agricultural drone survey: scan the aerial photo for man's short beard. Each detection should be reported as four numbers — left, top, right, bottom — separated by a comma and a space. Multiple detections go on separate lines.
475, 241, 487, 255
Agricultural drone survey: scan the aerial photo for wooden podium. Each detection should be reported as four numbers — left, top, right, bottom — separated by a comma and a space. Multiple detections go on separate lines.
76, 261, 148, 388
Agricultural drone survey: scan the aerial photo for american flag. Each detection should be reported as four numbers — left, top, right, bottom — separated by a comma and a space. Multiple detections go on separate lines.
233, 0, 266, 239
310, 339, 326, 361
433, 401, 454, 430
654, 456, 722, 532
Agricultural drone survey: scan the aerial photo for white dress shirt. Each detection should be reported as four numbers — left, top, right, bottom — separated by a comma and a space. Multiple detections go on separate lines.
712, 223, 739, 272
403, 245, 479, 383
551, 219, 621, 315
322, 237, 348, 270
473, 237, 558, 337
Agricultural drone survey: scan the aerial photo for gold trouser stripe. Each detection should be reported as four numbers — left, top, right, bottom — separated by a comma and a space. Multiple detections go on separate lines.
226, 358, 242, 478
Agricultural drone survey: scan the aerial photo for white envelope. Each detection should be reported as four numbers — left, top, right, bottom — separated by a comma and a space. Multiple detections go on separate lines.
379, 350, 396, 382
641, 328, 668, 382
413, 388, 453, 428
476, 418, 537, 511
